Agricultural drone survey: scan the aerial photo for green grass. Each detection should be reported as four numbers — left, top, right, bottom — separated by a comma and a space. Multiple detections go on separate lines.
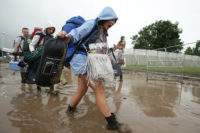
0, 58, 10, 63
124, 65, 200, 75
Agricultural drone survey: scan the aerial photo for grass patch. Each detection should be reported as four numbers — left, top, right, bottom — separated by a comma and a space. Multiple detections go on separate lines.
0, 58, 10, 63
123, 65, 200, 75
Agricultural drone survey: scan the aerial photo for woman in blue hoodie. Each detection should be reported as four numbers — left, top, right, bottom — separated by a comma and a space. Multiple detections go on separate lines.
58, 7, 130, 132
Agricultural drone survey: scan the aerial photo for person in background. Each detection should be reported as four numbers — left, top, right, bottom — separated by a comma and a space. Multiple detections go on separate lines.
14, 27, 31, 83
29, 21, 55, 52
111, 36, 125, 81
28, 21, 55, 91
115, 37, 125, 81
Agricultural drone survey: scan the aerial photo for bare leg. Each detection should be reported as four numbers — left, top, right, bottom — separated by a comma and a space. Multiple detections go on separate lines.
89, 80, 111, 117
69, 75, 88, 107
90, 81, 131, 132
69, 76, 130, 132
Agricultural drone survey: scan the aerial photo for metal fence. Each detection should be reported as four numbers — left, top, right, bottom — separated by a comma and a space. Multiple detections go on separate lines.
124, 43, 200, 81
124, 49, 200, 68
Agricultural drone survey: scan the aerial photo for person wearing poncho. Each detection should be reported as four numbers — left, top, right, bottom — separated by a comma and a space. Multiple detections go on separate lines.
57, 7, 131, 132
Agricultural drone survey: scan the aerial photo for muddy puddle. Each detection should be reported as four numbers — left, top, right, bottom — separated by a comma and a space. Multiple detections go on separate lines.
0, 63, 200, 133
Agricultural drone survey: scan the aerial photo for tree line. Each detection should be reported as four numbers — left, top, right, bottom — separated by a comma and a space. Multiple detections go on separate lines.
131, 20, 200, 56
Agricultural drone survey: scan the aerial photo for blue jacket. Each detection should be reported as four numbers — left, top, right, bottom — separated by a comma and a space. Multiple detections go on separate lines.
69, 7, 118, 55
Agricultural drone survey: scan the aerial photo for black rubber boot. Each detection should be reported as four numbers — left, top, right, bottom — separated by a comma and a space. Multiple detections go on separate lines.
37, 86, 41, 91
120, 75, 123, 81
68, 105, 76, 112
50, 85, 54, 91
105, 113, 131, 133
105, 113, 121, 130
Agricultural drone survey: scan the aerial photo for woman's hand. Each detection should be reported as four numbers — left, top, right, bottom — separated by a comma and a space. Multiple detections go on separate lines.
57, 31, 71, 43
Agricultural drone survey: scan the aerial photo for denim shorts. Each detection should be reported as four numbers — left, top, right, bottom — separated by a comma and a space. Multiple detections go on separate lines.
70, 54, 87, 75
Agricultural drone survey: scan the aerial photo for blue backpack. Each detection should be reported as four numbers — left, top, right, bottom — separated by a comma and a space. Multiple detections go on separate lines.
62, 16, 86, 67
62, 16, 100, 67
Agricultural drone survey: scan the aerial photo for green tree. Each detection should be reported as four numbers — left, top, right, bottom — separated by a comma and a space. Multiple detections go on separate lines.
185, 41, 200, 56
131, 20, 183, 52
193, 41, 200, 56
184, 47, 193, 55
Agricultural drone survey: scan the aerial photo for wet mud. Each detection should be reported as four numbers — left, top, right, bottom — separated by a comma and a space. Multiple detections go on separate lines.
0, 63, 200, 133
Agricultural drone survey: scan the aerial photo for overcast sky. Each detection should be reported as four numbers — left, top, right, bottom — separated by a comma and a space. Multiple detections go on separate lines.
0, 0, 199, 49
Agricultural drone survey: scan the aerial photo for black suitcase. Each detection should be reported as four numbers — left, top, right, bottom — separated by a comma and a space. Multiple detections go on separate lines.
36, 38, 68, 86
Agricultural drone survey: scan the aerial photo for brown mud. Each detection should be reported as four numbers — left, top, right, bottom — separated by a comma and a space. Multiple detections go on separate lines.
0, 63, 200, 133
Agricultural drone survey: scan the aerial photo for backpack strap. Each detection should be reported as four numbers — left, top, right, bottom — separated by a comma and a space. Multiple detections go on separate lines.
67, 24, 99, 64
13, 36, 25, 56
17, 36, 25, 51
76, 47, 87, 53
35, 32, 44, 47
66, 22, 80, 27
111, 49, 117, 62
76, 24, 99, 52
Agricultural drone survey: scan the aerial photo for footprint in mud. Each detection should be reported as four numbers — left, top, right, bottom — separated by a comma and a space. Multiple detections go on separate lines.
71, 104, 89, 119
45, 89, 59, 95
169, 122, 180, 126
0, 74, 4, 84
191, 112, 200, 117
0, 85, 7, 98
65, 104, 89, 119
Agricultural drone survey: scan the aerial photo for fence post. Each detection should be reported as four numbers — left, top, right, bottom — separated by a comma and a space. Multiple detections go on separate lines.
181, 53, 185, 83
164, 48, 167, 75
146, 49, 148, 82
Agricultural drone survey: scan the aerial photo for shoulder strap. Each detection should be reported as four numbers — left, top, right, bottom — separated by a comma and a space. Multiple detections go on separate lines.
17, 36, 24, 51
77, 24, 99, 50
18, 36, 25, 40
77, 24, 98, 48
35, 32, 44, 46
111, 49, 117, 62
67, 24, 99, 63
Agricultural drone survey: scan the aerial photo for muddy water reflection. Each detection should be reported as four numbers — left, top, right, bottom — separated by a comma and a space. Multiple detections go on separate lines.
1, 64, 200, 133
7, 88, 69, 133
131, 79, 180, 117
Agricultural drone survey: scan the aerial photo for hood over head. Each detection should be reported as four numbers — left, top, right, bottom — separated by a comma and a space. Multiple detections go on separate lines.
43, 20, 56, 35
96, 7, 118, 23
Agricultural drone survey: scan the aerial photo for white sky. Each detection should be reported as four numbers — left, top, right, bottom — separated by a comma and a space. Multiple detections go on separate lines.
0, 0, 200, 49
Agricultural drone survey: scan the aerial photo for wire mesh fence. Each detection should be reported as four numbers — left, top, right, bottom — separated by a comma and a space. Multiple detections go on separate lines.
124, 42, 200, 81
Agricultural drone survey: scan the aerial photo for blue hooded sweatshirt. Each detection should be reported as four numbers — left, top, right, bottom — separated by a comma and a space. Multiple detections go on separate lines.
69, 7, 118, 55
